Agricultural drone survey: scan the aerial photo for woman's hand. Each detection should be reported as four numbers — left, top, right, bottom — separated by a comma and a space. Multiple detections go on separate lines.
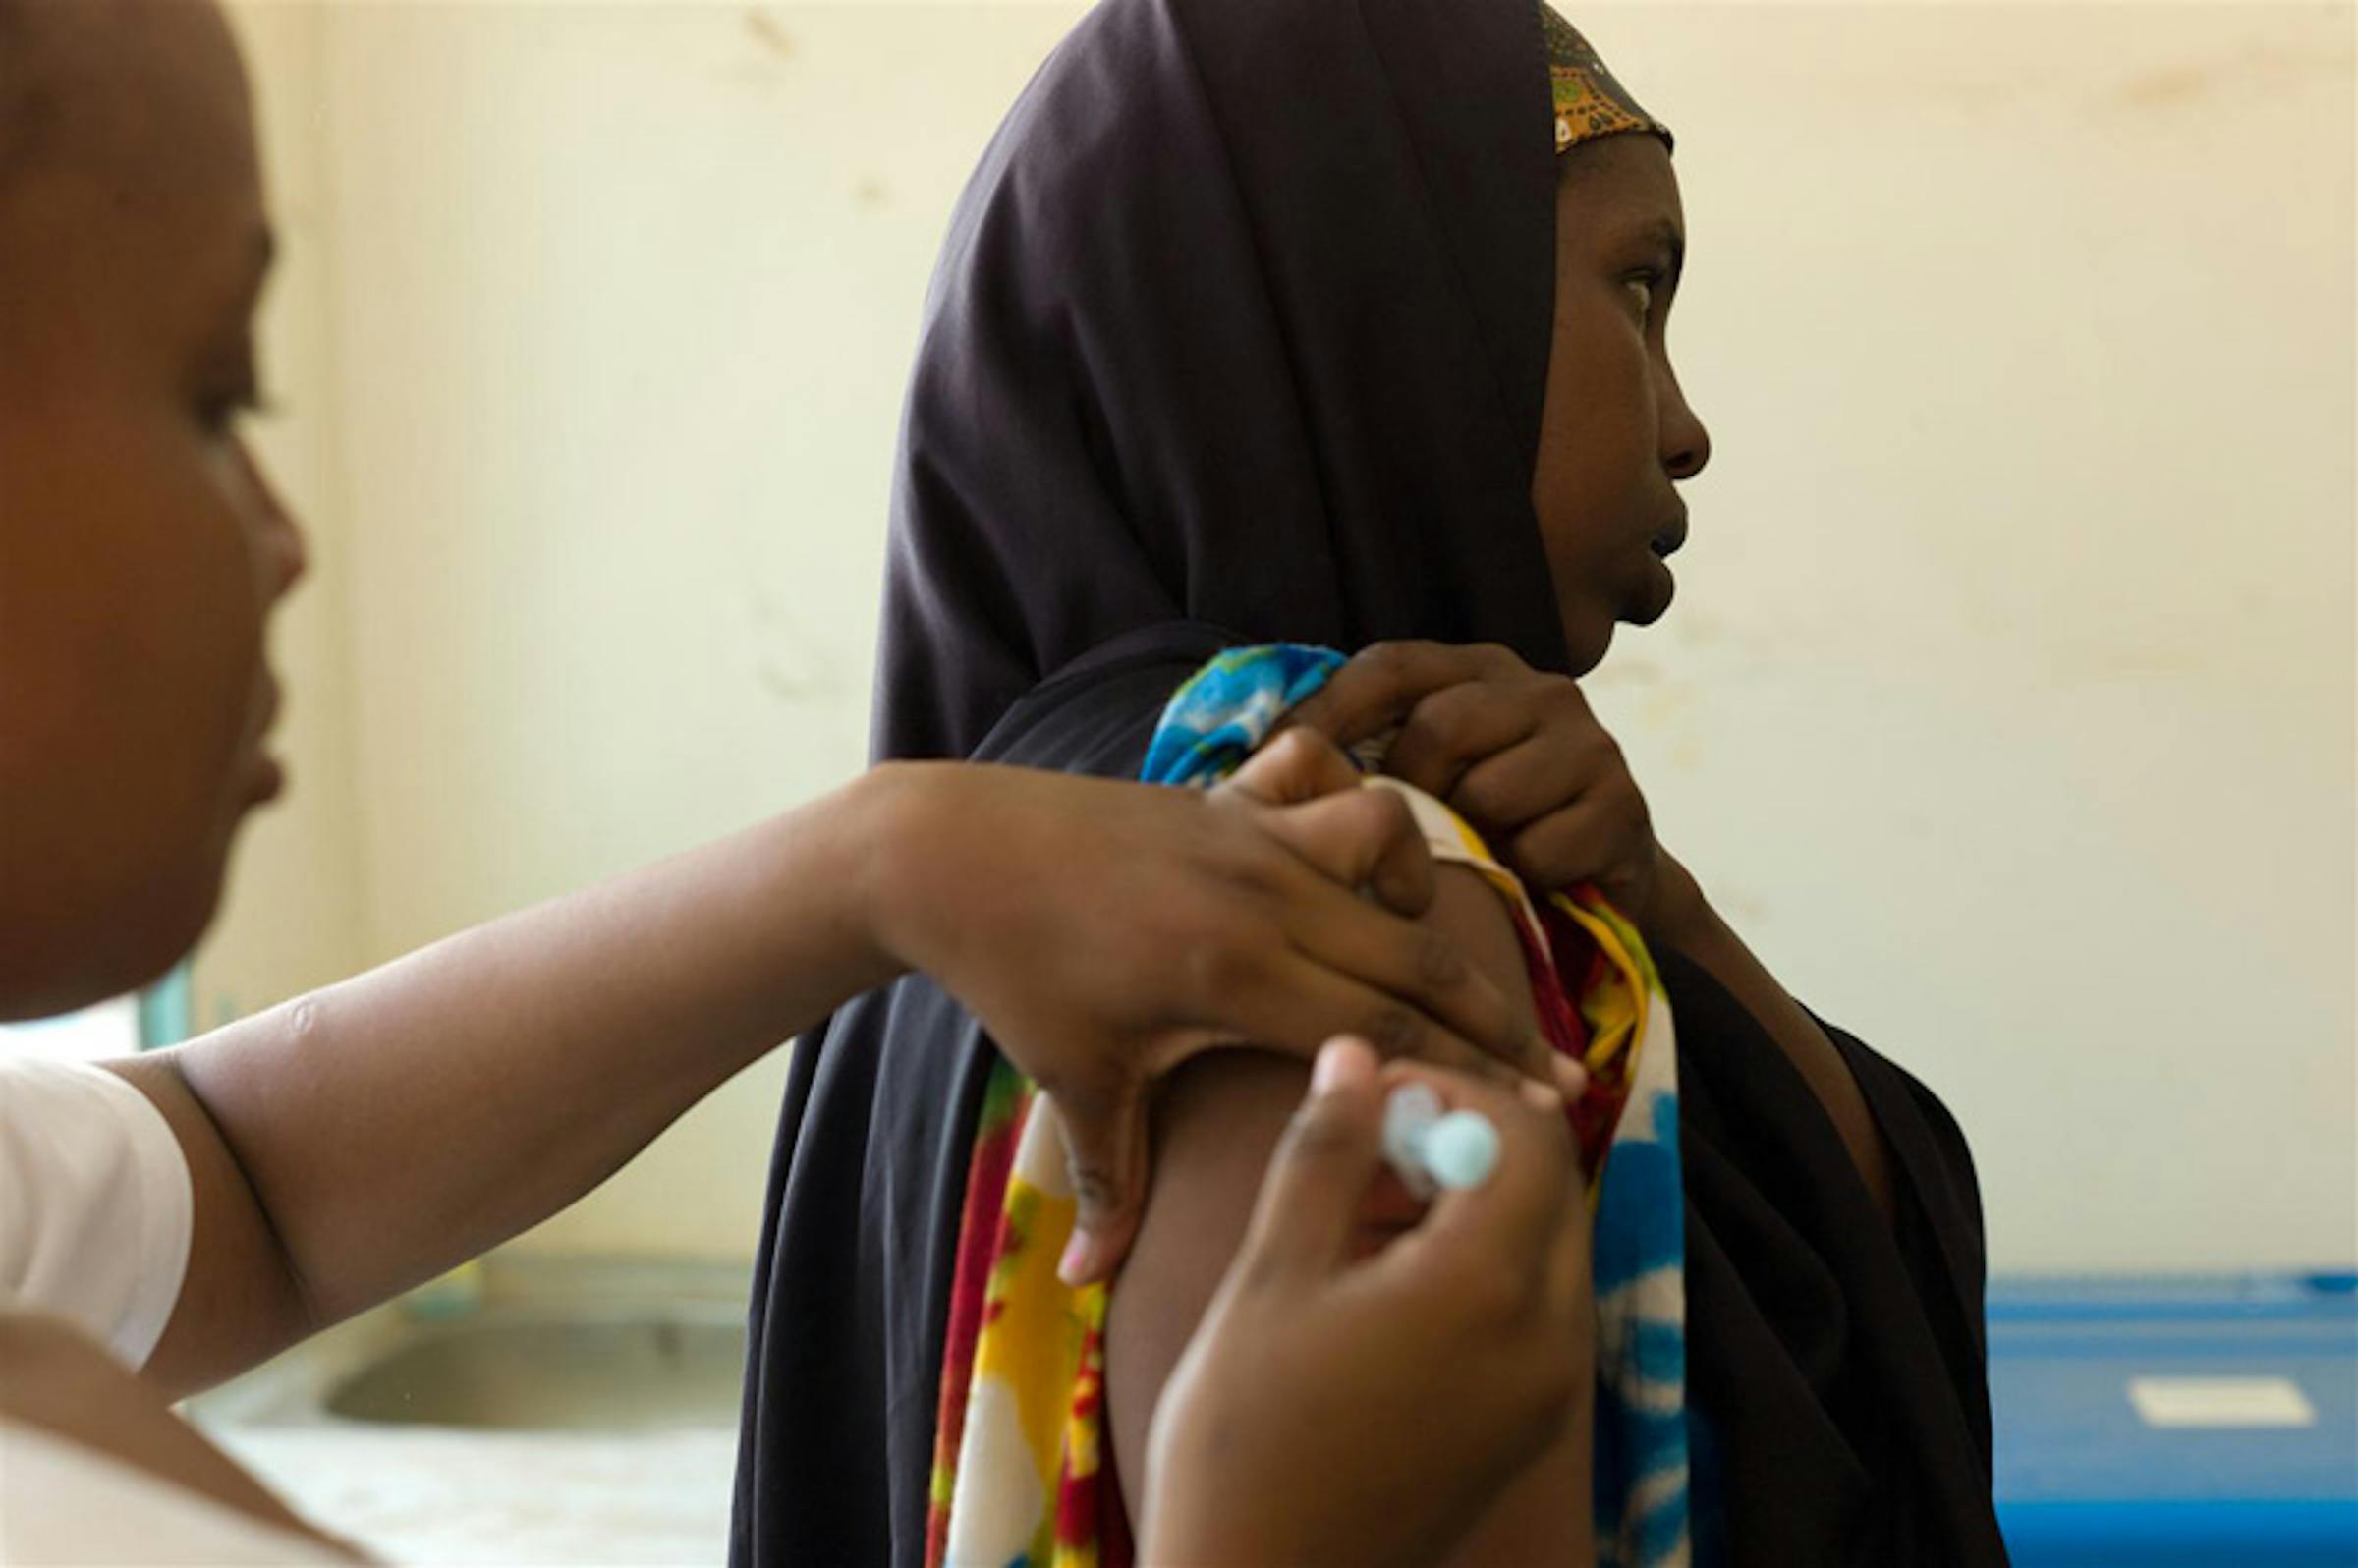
1287, 641, 1899, 1218
1141, 1039, 1595, 1568
865, 731, 1554, 1284
1285, 640, 1693, 934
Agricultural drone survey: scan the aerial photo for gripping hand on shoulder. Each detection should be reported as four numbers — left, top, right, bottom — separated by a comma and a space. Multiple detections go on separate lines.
868, 731, 1552, 1284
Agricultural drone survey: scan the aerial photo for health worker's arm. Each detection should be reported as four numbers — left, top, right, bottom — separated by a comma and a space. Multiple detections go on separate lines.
109, 743, 1543, 1396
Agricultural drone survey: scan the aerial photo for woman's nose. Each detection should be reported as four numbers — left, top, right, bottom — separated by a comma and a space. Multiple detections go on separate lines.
239, 438, 308, 598
1660, 368, 1712, 482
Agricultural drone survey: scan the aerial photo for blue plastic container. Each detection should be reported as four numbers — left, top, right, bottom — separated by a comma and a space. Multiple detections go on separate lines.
1990, 1273, 2358, 1566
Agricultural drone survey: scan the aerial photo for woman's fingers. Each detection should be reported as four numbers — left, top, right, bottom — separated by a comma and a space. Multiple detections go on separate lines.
1268, 856, 1553, 1083
1379, 1064, 1581, 1281
1220, 725, 1367, 807
1284, 641, 1527, 749
1244, 781, 1435, 918
1234, 1045, 1587, 1294
1446, 713, 1614, 834
1378, 679, 1543, 801
1221, 947, 1539, 1088
1047, 1077, 1154, 1286
1504, 788, 1647, 895
1210, 777, 1546, 1078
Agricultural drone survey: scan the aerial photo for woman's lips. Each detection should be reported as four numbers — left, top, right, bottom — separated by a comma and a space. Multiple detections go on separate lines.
245, 675, 286, 803
1630, 511, 1687, 623
1633, 550, 1677, 625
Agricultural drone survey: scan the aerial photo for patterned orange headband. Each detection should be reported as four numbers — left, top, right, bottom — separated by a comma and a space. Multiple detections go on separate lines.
1543, 5, 1672, 157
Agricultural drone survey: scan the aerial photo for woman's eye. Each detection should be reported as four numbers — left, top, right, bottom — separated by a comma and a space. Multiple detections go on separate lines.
1623, 275, 1656, 318
196, 383, 270, 438
193, 338, 269, 436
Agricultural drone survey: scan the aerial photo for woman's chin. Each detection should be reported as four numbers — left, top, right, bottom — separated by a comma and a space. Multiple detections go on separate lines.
1630, 554, 1677, 626
1557, 608, 1617, 677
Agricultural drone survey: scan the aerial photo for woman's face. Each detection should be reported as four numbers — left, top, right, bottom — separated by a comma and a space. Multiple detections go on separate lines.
0, 0, 303, 1019
1531, 134, 1711, 675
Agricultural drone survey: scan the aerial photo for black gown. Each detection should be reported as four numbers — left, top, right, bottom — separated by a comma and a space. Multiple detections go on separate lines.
731, 0, 2004, 1562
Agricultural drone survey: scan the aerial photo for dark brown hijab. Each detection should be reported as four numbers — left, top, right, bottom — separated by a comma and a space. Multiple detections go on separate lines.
866, 0, 1570, 764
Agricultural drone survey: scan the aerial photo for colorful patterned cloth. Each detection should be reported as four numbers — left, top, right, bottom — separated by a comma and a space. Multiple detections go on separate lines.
1543, 3, 1673, 158
928, 645, 1694, 1568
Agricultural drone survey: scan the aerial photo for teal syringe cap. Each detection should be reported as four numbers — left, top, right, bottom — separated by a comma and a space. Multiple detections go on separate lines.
1422, 1109, 1501, 1191
1381, 1081, 1502, 1195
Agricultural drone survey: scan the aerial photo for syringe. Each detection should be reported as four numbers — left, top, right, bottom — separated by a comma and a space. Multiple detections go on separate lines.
1380, 1081, 1502, 1199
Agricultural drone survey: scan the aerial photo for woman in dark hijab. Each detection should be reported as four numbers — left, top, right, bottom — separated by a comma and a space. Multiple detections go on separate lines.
731, 0, 2003, 1562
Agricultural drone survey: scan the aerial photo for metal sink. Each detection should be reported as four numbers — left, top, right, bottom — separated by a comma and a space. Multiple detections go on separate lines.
322, 1309, 745, 1431
185, 1257, 751, 1564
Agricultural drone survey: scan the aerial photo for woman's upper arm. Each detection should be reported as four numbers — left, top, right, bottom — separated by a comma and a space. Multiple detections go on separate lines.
1102, 865, 1539, 1523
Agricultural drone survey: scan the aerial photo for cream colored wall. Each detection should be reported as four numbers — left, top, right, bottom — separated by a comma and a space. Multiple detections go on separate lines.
205, 2, 2354, 1272
195, 3, 368, 1029
1585, 2, 2355, 1272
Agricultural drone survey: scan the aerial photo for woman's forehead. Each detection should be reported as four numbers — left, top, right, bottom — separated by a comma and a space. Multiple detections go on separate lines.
1557, 135, 1684, 232
3, 1, 258, 213
2, 0, 265, 316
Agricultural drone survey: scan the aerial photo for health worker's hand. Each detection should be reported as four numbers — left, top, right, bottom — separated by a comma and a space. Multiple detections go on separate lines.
865, 730, 1553, 1286
1141, 1038, 1595, 1568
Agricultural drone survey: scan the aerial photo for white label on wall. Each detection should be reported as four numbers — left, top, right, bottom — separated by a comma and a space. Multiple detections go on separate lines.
2127, 1375, 2317, 1428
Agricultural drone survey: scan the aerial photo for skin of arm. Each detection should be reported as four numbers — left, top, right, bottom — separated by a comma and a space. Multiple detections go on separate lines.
4, 745, 1537, 1551
1107, 868, 1597, 1568
115, 771, 907, 1396
113, 745, 1537, 1398
111, 749, 1532, 1398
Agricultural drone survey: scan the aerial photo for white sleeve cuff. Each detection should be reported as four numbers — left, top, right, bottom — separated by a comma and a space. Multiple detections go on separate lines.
0, 1060, 195, 1369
